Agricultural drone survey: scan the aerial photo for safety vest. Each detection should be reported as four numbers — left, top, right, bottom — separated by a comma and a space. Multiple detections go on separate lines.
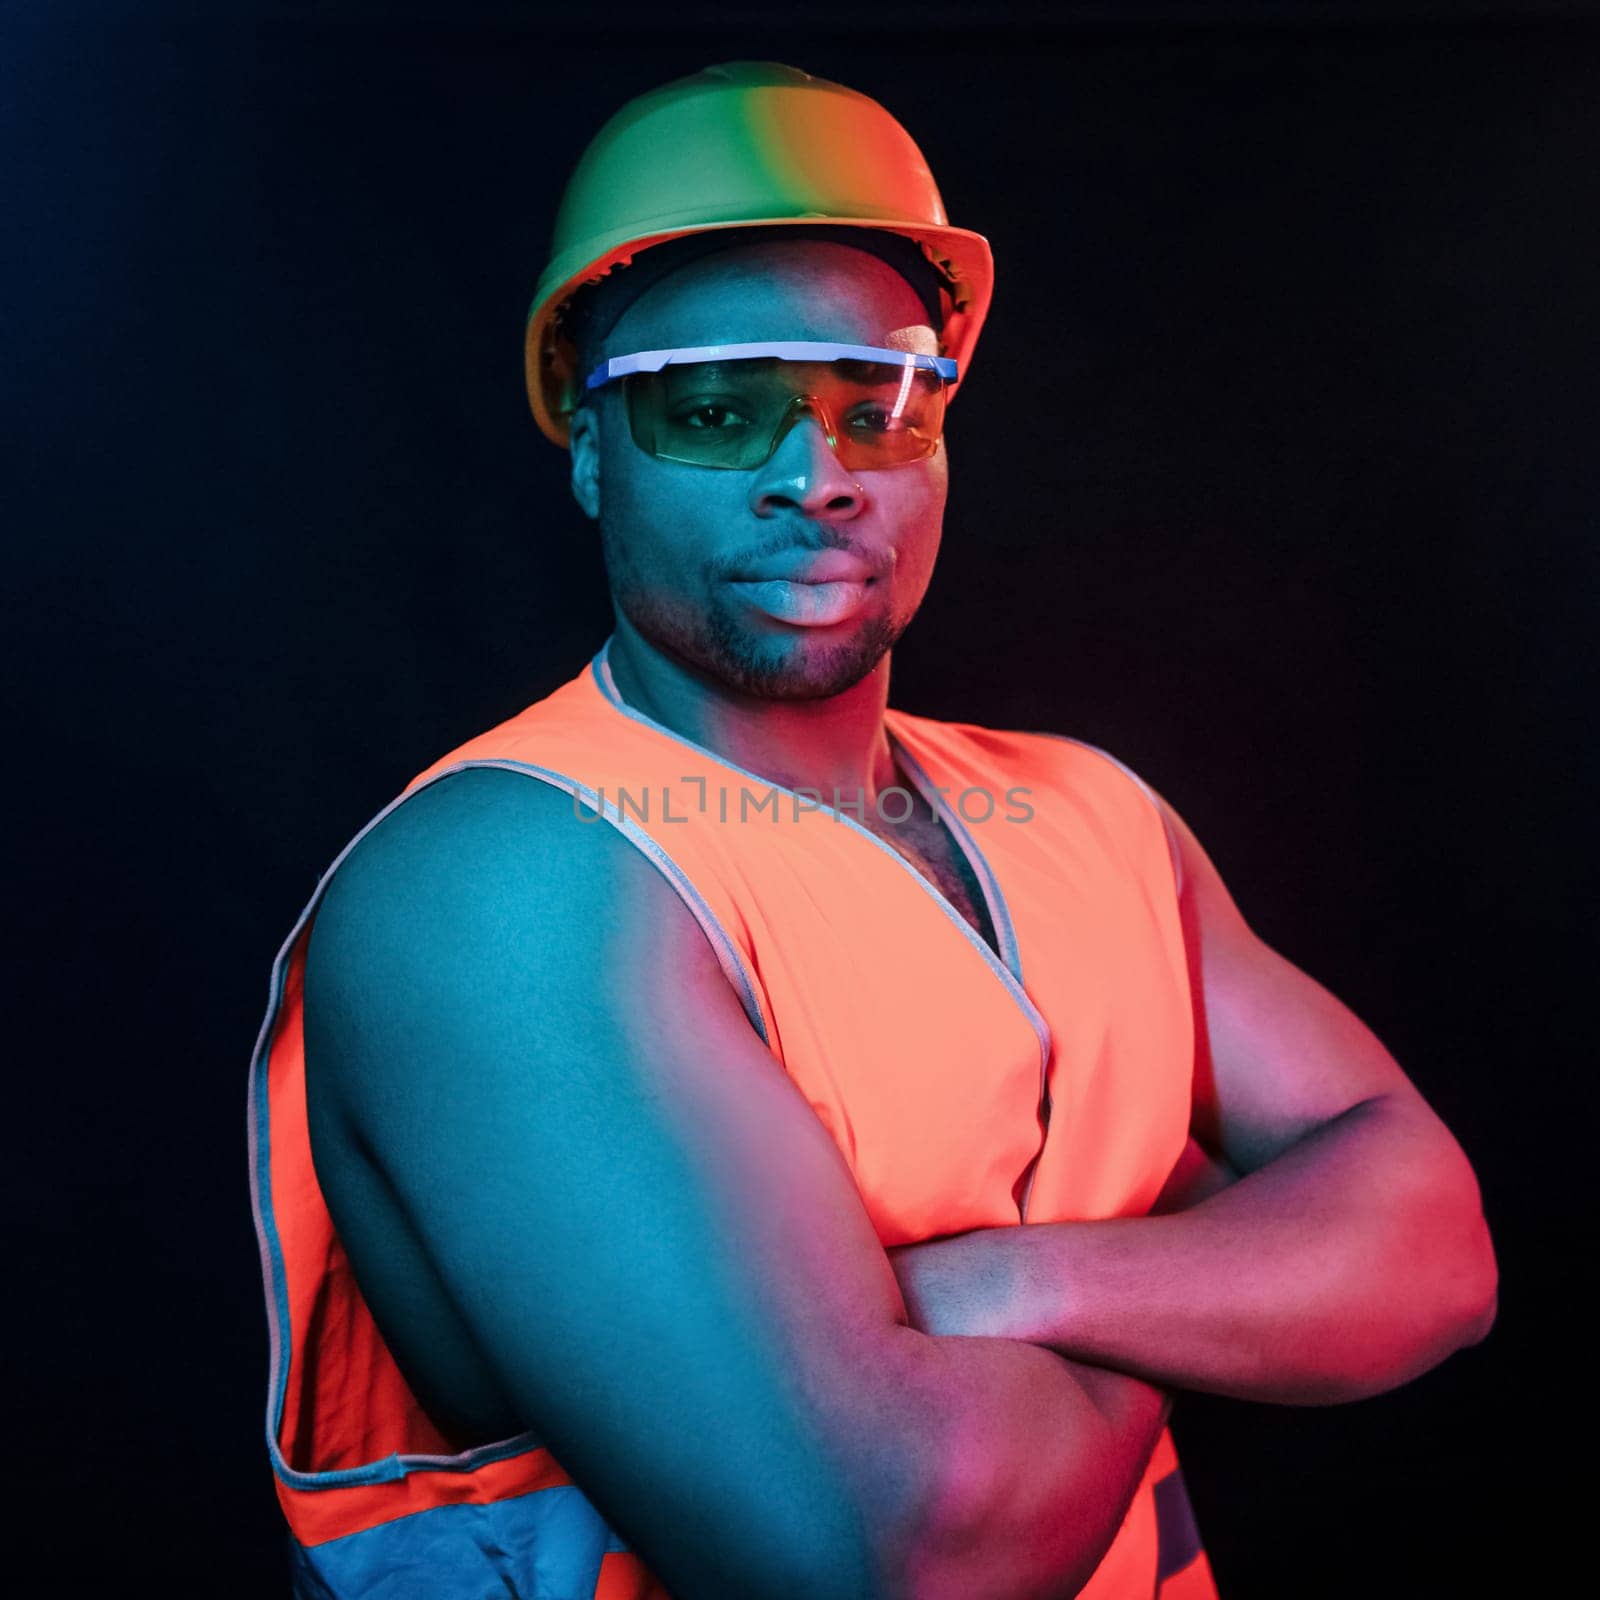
249, 633, 1220, 1598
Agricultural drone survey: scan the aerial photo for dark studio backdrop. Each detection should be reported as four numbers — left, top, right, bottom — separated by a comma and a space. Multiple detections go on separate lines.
5, 2, 1594, 1593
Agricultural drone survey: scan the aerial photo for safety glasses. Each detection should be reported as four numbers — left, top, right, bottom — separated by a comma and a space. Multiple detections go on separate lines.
583, 340, 958, 471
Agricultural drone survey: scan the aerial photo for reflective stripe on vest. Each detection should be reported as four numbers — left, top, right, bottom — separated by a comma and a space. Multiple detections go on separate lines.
248, 633, 1218, 1598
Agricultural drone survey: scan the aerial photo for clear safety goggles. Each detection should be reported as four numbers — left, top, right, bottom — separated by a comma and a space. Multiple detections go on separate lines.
583, 340, 958, 471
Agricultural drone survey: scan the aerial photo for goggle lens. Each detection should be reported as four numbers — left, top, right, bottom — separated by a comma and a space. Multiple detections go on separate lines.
621, 356, 948, 471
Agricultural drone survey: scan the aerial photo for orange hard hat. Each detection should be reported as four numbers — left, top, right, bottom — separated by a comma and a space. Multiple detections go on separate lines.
524, 60, 996, 450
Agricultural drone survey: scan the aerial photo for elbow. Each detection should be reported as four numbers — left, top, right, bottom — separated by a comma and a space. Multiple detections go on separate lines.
858, 1419, 976, 1600
1450, 1216, 1499, 1350
879, 1376, 1121, 1600
1462, 1278, 1498, 1347
844, 1352, 1010, 1600
1324, 1134, 1499, 1400
780, 1365, 963, 1600
1395, 1143, 1500, 1372
771, 1444, 940, 1600
1434, 1152, 1499, 1353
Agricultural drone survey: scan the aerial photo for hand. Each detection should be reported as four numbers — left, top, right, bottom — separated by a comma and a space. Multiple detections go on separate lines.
885, 1227, 1029, 1341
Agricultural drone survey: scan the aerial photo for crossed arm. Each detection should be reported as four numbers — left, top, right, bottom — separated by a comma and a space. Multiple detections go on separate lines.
304, 768, 1497, 1598
886, 791, 1500, 1404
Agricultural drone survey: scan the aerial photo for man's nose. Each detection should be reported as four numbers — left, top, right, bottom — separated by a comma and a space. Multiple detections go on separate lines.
749, 406, 865, 520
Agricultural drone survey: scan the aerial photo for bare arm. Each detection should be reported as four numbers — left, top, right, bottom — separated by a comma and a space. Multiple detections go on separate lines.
303, 767, 1169, 1599
888, 789, 1498, 1405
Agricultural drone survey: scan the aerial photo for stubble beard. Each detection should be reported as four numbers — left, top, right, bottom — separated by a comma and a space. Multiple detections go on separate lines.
603, 532, 909, 702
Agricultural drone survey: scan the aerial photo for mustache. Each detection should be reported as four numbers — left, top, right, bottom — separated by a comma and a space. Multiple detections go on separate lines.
713, 531, 886, 582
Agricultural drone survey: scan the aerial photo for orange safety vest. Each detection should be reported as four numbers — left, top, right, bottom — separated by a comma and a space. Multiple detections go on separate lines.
249, 634, 1220, 1598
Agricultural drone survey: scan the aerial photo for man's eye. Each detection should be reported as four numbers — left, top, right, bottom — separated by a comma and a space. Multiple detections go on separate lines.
849, 406, 917, 433
675, 403, 749, 429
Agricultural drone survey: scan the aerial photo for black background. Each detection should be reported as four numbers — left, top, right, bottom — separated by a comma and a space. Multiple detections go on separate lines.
6, 3, 1594, 1594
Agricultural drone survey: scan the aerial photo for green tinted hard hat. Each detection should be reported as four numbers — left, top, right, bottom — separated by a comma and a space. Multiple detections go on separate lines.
525, 60, 996, 449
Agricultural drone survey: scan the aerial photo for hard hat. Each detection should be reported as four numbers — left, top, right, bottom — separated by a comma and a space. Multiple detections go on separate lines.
524, 60, 995, 450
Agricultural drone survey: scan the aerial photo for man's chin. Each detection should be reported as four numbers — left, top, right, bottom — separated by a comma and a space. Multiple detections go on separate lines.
713, 615, 900, 702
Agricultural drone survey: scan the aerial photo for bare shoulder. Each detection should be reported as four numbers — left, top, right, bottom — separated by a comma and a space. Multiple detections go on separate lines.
311, 763, 680, 960
304, 764, 722, 1098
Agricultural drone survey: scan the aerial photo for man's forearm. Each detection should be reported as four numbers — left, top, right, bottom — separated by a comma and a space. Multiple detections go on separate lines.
881, 1329, 1170, 1600
893, 1095, 1498, 1405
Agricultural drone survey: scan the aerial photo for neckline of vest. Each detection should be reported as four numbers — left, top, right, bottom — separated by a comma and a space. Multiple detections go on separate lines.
584, 634, 1053, 1078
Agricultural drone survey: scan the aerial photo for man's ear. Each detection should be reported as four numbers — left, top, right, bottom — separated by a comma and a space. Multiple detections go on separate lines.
568, 403, 601, 521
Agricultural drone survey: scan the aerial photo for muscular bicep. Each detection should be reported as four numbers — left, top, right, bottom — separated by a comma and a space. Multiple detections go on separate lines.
302, 768, 927, 1596
1155, 790, 1445, 1174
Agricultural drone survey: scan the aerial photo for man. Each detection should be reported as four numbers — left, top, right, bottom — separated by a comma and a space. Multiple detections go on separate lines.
248, 61, 1497, 1599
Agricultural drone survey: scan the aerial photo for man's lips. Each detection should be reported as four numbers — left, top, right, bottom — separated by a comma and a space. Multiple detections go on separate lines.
727, 576, 874, 627
728, 550, 877, 585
